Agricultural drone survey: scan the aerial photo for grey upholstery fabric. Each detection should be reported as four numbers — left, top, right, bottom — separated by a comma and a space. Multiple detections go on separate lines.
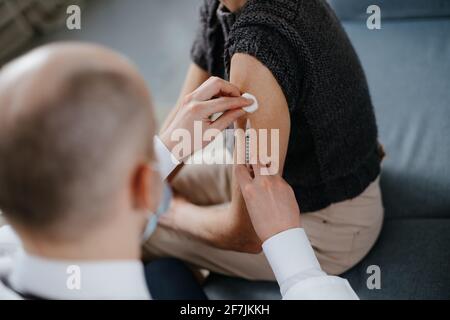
205, 5, 450, 299
327, 0, 450, 21
205, 219, 450, 300
344, 19, 450, 219
342, 219, 450, 300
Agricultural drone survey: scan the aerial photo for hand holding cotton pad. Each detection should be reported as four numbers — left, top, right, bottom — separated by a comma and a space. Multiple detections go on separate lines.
242, 93, 259, 113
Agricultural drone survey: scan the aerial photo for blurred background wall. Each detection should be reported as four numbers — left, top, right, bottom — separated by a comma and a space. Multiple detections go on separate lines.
0, 0, 201, 122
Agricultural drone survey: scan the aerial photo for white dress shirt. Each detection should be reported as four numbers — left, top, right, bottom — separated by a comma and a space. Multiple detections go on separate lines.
153, 136, 181, 180
263, 228, 359, 300
0, 136, 358, 300
6, 251, 150, 300
0, 228, 150, 300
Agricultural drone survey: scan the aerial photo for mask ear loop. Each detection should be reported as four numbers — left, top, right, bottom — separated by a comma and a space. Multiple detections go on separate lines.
148, 156, 164, 207
155, 182, 173, 218
141, 161, 173, 241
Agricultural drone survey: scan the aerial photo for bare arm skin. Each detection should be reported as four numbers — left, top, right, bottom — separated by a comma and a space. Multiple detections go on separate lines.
227, 53, 291, 251
161, 54, 291, 253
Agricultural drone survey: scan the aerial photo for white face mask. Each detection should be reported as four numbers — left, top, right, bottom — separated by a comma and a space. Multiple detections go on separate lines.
141, 179, 173, 242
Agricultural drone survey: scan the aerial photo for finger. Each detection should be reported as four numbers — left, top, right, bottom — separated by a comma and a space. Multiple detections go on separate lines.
205, 96, 253, 116
253, 161, 274, 177
192, 77, 242, 101
235, 164, 253, 190
210, 108, 246, 131
251, 162, 264, 178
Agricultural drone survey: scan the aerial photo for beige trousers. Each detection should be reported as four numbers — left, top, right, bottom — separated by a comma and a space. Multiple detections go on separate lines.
143, 162, 384, 280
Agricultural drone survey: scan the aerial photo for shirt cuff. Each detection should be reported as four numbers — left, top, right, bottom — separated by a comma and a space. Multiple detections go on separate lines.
262, 228, 323, 286
153, 136, 180, 180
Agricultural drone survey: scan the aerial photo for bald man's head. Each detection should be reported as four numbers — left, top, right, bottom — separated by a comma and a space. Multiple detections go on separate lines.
0, 43, 155, 237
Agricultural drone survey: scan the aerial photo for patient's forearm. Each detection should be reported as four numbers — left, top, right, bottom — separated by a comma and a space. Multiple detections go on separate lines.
170, 202, 225, 245
168, 201, 260, 252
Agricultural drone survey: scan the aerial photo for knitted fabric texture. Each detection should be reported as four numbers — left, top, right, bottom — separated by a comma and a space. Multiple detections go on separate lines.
191, 0, 382, 213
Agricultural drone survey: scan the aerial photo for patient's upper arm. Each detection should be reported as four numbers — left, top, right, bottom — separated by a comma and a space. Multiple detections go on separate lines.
229, 53, 291, 213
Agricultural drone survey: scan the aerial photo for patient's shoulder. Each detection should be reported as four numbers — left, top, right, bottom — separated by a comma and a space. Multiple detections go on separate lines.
226, 28, 303, 111
225, 1, 307, 111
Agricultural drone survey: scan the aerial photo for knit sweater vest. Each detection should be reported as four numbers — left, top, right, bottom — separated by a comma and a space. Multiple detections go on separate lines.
191, 0, 382, 213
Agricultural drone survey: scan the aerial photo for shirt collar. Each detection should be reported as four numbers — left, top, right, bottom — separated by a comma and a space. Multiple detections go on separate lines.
8, 250, 151, 300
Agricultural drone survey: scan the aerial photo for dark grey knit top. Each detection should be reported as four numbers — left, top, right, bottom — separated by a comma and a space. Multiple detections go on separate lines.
191, 0, 382, 213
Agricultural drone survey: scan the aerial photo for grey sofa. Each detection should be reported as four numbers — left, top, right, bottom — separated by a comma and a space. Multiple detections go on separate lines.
204, 0, 450, 300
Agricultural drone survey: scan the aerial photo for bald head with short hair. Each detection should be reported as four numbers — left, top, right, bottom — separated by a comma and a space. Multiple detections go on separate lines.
0, 43, 156, 238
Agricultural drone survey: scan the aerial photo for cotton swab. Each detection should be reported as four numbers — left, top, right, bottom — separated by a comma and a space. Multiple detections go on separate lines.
242, 93, 259, 113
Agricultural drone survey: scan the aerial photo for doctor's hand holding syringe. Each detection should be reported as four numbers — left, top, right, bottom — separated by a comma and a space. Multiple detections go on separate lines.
234, 161, 359, 300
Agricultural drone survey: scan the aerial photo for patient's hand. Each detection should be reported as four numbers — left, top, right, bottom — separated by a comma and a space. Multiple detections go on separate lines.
159, 196, 262, 253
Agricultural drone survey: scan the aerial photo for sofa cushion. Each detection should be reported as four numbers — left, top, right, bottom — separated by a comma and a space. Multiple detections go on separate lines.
341, 18, 450, 219
342, 219, 450, 299
204, 219, 450, 300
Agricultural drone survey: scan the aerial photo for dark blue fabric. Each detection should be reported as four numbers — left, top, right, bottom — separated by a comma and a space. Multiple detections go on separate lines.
144, 258, 207, 300
204, 275, 281, 300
